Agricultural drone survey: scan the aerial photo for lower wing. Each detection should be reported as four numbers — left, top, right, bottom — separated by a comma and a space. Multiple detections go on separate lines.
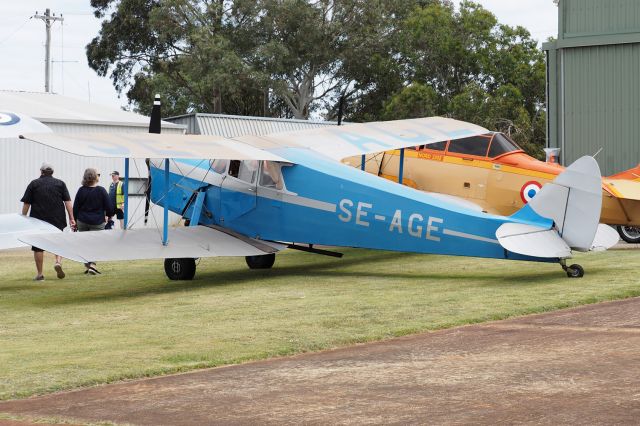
18, 226, 286, 263
0, 214, 61, 250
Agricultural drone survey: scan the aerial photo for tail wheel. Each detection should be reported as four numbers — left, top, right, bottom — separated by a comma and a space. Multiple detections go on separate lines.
566, 264, 584, 278
616, 226, 640, 244
164, 258, 196, 280
245, 253, 276, 269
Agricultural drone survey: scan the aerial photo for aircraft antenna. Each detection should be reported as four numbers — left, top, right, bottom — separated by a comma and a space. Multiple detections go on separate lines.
593, 147, 603, 158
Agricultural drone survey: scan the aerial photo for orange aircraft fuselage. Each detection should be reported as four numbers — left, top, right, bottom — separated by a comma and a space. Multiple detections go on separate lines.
344, 132, 640, 227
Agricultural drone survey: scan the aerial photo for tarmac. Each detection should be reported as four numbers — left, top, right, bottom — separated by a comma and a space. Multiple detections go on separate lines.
1, 296, 640, 425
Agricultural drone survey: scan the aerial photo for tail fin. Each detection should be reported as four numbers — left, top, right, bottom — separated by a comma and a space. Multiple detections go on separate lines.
497, 156, 603, 256
527, 156, 602, 251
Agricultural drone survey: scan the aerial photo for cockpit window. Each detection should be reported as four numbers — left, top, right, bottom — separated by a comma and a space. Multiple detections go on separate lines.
228, 160, 241, 178
237, 160, 259, 183
487, 133, 522, 158
259, 161, 285, 190
425, 141, 447, 151
210, 159, 228, 174
447, 135, 491, 157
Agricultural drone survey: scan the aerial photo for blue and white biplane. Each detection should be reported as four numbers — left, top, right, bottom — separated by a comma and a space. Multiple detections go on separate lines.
1, 105, 618, 280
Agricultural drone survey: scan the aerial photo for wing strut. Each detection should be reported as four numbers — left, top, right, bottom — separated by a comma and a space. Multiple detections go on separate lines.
123, 158, 130, 229
398, 148, 405, 184
163, 159, 170, 245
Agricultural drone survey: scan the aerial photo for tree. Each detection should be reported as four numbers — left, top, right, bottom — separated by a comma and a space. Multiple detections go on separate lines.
379, 1, 547, 157
87, 0, 416, 118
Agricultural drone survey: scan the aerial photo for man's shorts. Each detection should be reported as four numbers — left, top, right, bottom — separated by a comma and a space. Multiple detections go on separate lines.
115, 208, 124, 220
31, 246, 44, 252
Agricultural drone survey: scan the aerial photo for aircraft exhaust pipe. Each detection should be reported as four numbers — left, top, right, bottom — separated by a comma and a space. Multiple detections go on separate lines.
145, 94, 161, 225
149, 94, 162, 134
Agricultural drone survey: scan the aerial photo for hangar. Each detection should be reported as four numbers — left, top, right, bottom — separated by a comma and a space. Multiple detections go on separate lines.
545, 0, 640, 175
165, 112, 336, 138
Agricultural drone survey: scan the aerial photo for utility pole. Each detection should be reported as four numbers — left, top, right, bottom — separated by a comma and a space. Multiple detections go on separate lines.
34, 8, 64, 93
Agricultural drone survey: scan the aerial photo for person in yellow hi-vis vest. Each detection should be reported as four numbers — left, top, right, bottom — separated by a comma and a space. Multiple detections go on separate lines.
108, 171, 125, 229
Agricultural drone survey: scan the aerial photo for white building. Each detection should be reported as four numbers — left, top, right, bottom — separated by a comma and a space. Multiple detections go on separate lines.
0, 90, 185, 229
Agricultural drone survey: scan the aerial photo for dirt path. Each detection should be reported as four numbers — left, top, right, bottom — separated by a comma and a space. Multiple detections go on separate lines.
2, 298, 640, 425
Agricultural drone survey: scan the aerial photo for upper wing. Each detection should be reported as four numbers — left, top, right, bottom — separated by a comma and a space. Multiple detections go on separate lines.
20, 132, 288, 161
0, 112, 52, 138
21, 117, 488, 164
237, 117, 489, 161
0, 214, 61, 250
18, 226, 286, 263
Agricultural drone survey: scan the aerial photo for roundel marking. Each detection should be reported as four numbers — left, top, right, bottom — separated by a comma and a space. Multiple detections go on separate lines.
520, 181, 542, 204
0, 112, 20, 126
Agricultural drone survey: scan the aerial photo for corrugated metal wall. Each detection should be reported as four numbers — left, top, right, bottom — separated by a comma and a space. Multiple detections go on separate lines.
545, 0, 640, 175
564, 0, 640, 37
167, 114, 336, 137
563, 43, 640, 173
2, 123, 184, 228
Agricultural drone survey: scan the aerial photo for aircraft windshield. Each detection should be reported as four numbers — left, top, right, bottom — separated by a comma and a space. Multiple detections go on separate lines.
487, 133, 522, 158
448, 135, 491, 157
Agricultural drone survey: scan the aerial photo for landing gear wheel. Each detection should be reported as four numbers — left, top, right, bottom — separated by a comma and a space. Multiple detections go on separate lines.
164, 258, 196, 280
245, 253, 276, 269
566, 264, 584, 278
616, 225, 640, 243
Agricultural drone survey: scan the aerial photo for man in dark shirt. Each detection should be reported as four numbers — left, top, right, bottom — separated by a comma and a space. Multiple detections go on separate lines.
21, 162, 75, 281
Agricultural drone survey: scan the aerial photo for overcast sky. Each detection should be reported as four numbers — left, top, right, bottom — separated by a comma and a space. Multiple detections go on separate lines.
0, 0, 559, 113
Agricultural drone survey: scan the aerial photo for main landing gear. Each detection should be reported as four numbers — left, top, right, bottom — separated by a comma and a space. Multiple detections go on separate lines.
164, 258, 196, 280
616, 225, 640, 244
163, 254, 276, 280
559, 259, 584, 278
245, 253, 276, 269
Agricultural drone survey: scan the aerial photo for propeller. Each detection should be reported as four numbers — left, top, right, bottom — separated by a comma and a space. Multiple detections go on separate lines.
144, 94, 162, 225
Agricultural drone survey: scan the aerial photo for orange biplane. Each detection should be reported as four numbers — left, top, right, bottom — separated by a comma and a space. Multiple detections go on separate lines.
346, 132, 640, 243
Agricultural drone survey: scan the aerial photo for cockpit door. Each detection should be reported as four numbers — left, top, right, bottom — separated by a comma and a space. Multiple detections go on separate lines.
219, 160, 258, 223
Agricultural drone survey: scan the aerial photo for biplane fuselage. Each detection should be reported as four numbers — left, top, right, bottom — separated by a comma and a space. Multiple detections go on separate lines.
12, 114, 613, 279
150, 147, 553, 263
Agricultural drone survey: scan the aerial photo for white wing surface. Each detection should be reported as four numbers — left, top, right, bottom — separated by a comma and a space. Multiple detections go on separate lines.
0, 112, 52, 138
0, 214, 61, 250
18, 226, 286, 263
20, 133, 288, 161
238, 117, 490, 161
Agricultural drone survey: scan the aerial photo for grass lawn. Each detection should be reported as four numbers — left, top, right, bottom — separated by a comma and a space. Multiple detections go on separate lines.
0, 246, 639, 400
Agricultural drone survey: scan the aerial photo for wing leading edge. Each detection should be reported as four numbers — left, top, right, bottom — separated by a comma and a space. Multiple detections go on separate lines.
20, 132, 288, 162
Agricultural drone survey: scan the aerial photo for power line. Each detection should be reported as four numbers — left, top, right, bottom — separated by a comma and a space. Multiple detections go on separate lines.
0, 17, 32, 47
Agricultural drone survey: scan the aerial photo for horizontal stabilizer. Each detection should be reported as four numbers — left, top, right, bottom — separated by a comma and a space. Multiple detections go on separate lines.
20, 133, 288, 161
496, 223, 571, 258
590, 224, 619, 251
0, 214, 61, 250
604, 179, 640, 201
19, 226, 286, 263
